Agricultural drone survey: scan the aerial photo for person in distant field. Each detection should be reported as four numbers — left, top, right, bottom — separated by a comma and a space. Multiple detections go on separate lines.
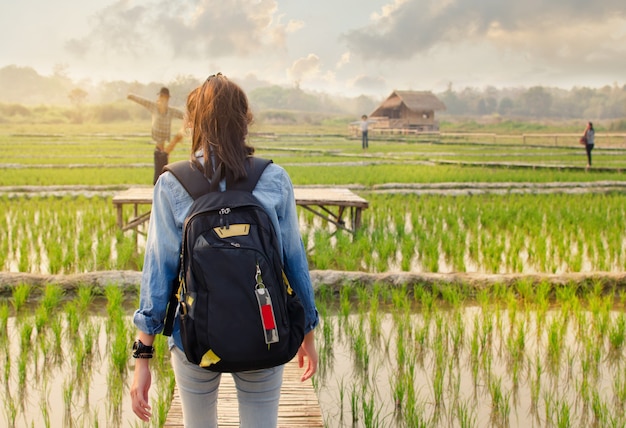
582, 121, 595, 169
128, 87, 185, 184
360, 114, 371, 149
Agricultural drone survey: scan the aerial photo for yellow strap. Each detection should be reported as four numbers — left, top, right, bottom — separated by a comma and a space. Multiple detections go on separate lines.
282, 271, 294, 295
200, 349, 221, 368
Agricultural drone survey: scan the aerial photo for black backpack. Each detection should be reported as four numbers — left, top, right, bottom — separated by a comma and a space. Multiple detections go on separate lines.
162, 157, 305, 372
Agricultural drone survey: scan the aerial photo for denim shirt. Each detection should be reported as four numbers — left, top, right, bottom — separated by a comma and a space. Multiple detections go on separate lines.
133, 161, 319, 350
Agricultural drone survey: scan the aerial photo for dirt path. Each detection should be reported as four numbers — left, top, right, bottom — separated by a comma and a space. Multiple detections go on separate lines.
2, 270, 625, 297
2, 181, 626, 198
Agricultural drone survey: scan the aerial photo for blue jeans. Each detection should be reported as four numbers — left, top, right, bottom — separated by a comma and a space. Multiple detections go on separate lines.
361, 130, 368, 149
170, 346, 284, 428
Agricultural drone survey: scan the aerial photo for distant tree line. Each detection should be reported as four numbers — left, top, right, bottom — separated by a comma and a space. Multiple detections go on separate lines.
0, 65, 625, 123
438, 83, 626, 120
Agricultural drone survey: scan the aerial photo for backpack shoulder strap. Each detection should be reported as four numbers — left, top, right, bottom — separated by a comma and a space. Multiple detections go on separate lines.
228, 157, 273, 192
163, 160, 211, 200
165, 157, 272, 198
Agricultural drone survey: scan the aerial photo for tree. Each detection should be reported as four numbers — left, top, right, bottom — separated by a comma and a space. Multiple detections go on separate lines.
68, 88, 88, 123
520, 87, 552, 118
497, 97, 514, 116
68, 88, 88, 107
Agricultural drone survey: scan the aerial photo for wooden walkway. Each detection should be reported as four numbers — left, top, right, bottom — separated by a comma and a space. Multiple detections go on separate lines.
164, 359, 323, 427
112, 186, 368, 233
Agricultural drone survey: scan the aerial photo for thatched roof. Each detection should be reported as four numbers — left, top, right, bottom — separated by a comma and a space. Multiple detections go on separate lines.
372, 90, 446, 114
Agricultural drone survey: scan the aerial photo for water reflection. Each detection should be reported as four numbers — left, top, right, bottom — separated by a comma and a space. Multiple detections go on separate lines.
3, 295, 626, 427
315, 305, 625, 427
0, 310, 168, 428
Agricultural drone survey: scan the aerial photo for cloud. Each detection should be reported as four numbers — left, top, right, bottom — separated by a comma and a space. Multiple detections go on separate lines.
336, 52, 351, 69
285, 19, 305, 33
66, 0, 151, 58
342, 0, 626, 64
66, 0, 289, 60
349, 74, 387, 92
287, 53, 321, 82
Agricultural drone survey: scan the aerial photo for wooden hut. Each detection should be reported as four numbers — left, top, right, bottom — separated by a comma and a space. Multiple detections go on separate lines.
369, 90, 446, 132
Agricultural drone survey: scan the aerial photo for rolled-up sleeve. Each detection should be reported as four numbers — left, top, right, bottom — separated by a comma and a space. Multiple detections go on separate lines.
133, 173, 191, 335
280, 178, 319, 333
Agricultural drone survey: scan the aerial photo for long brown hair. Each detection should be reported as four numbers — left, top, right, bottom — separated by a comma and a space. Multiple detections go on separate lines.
187, 73, 254, 180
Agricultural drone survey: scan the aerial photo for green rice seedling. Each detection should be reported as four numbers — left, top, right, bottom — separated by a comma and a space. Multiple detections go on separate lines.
17, 238, 30, 272
17, 350, 28, 398
590, 294, 613, 342
507, 320, 526, 388
556, 400, 571, 428
609, 313, 626, 352
578, 356, 592, 411
592, 390, 610, 427
48, 314, 63, 362
6, 398, 17, 428
547, 318, 565, 373
350, 383, 359, 425
2, 346, 11, 389
48, 241, 64, 274
391, 371, 407, 411
0, 303, 8, 340
105, 285, 124, 331
35, 284, 64, 333
450, 310, 465, 358
75, 284, 98, 316
361, 387, 382, 428
455, 399, 477, 428
114, 231, 138, 270
469, 317, 481, 389
612, 371, 626, 413
65, 301, 80, 338
10, 283, 31, 313
339, 285, 352, 325
556, 282, 579, 307
20, 320, 33, 354
41, 284, 64, 313
435, 282, 465, 308
353, 332, 369, 371
95, 232, 112, 270
109, 317, 131, 376
488, 376, 510, 427
336, 376, 346, 422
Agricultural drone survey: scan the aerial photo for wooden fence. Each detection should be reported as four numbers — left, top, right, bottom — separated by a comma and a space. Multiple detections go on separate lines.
348, 128, 626, 148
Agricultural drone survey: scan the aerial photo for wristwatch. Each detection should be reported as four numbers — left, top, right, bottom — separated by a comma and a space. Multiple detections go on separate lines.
132, 339, 154, 359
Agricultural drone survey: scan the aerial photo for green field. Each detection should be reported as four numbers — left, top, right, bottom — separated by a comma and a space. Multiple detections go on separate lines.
2, 121, 626, 427
1, 122, 625, 275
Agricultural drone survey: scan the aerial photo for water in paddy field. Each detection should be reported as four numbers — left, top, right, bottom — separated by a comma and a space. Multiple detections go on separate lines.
1, 315, 144, 427
315, 308, 626, 427
2, 297, 626, 427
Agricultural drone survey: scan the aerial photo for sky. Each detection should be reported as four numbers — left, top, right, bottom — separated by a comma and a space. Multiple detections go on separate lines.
2, 0, 626, 97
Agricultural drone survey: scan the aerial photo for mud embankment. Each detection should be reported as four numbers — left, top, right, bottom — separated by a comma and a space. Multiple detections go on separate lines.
2, 270, 626, 298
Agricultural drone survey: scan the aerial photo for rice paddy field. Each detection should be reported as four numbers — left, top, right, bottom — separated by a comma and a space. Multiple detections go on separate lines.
1, 120, 626, 427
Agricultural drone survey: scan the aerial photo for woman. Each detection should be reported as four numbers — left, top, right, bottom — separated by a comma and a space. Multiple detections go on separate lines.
582, 121, 595, 169
130, 73, 319, 427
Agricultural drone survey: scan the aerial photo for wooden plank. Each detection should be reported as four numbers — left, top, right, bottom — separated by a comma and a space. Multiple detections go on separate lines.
112, 187, 369, 208
164, 359, 323, 427
295, 187, 369, 208
112, 187, 153, 205
112, 186, 369, 232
